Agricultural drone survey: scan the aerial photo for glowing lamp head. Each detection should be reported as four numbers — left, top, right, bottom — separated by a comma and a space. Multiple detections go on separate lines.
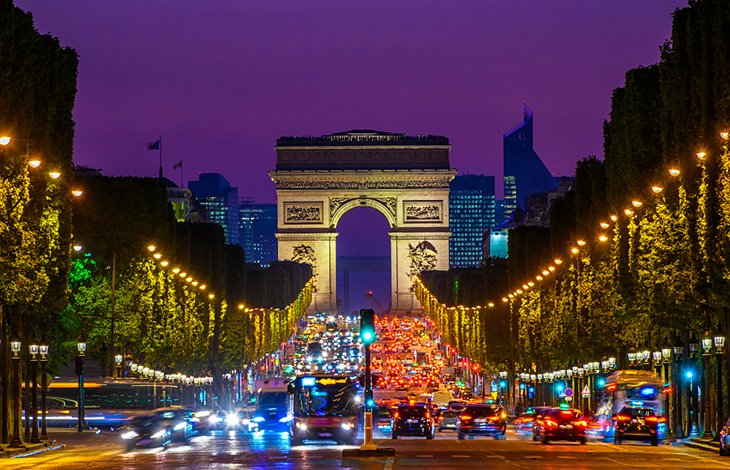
651, 186, 663, 194
28, 159, 42, 168
631, 200, 643, 208
0, 136, 11, 145
49, 171, 61, 179
696, 151, 707, 161
668, 168, 681, 177
72, 189, 83, 197
720, 131, 729, 141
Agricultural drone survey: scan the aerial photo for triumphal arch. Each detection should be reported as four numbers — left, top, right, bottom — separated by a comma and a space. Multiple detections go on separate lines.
269, 130, 456, 313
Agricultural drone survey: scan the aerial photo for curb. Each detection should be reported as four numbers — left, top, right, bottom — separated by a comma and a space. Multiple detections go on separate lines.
682, 440, 719, 453
1, 443, 48, 459
10, 444, 66, 458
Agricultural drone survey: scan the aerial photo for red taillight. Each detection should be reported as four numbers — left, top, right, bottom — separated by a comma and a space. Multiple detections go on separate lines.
461, 415, 473, 421
439, 416, 444, 421
616, 415, 631, 422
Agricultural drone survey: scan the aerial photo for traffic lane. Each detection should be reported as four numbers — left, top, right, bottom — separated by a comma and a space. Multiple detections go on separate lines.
8, 428, 730, 469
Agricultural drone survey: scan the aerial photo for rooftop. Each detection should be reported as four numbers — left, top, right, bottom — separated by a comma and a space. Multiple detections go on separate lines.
276, 130, 449, 147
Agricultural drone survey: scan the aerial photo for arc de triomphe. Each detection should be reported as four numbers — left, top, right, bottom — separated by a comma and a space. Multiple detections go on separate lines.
269, 130, 456, 313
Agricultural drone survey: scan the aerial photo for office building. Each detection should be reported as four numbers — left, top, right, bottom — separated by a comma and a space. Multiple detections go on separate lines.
449, 174, 495, 268
188, 173, 240, 246
503, 107, 557, 222
239, 199, 277, 267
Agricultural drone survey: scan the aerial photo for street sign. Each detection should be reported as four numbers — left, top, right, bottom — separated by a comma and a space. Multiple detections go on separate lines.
564, 387, 573, 398
581, 385, 591, 398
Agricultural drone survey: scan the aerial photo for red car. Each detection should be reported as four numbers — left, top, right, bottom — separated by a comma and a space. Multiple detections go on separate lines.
533, 407, 587, 445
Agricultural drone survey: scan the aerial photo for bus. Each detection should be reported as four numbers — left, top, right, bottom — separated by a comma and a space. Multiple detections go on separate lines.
43, 377, 181, 429
288, 375, 359, 445
594, 370, 667, 440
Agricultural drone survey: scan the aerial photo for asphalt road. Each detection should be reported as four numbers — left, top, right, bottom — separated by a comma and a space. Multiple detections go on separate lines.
4, 427, 728, 469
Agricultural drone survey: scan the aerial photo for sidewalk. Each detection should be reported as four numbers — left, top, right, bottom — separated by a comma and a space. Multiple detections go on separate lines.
1, 427, 98, 459
0, 441, 55, 458
680, 436, 721, 453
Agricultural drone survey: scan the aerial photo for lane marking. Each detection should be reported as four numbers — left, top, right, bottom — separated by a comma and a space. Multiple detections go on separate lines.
415, 454, 434, 458
452, 454, 471, 458
384, 457, 394, 470
557, 456, 576, 459
524, 455, 543, 459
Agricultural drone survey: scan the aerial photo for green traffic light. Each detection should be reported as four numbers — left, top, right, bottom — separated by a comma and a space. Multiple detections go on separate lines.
361, 330, 374, 343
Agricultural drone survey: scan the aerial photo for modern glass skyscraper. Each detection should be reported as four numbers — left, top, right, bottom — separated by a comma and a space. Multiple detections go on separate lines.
503, 107, 557, 222
239, 199, 277, 267
188, 173, 240, 246
449, 174, 495, 268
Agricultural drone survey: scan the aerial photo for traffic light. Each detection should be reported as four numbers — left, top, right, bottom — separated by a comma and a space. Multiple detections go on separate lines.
365, 389, 375, 409
359, 308, 375, 345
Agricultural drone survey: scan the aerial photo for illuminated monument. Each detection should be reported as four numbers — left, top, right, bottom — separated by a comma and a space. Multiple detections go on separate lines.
269, 130, 456, 313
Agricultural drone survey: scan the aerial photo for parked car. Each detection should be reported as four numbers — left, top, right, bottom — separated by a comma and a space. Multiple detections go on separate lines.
720, 415, 730, 456
613, 406, 663, 446
121, 414, 172, 451
456, 404, 507, 440
391, 404, 435, 439
533, 407, 587, 445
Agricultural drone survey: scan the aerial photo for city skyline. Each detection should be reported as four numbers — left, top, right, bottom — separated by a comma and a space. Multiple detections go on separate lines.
16, 0, 686, 201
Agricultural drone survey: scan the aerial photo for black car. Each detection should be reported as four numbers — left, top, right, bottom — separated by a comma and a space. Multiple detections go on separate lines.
391, 404, 435, 439
151, 407, 195, 442
613, 406, 662, 446
456, 404, 507, 440
533, 407, 587, 445
121, 414, 172, 451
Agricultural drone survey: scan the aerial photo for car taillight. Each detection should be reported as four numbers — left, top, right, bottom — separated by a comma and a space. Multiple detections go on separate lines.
574, 420, 587, 427
545, 419, 557, 428
439, 416, 445, 421
393, 412, 399, 419
461, 415, 473, 421
616, 415, 631, 422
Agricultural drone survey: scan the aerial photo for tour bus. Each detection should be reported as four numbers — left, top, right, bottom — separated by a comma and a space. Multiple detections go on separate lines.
288, 375, 359, 445
594, 370, 667, 440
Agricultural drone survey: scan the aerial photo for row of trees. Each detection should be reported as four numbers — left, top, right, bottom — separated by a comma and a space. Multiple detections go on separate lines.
416, 0, 730, 376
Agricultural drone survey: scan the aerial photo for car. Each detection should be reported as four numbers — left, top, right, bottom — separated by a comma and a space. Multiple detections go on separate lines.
720, 415, 730, 456
456, 404, 507, 440
151, 407, 195, 442
514, 407, 550, 432
613, 406, 664, 446
121, 414, 172, 451
373, 406, 393, 433
391, 404, 435, 439
533, 407, 587, 445
438, 408, 460, 431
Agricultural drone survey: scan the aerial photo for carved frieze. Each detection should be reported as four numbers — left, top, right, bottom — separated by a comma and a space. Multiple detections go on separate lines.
407, 241, 438, 281
284, 202, 323, 224
403, 201, 442, 223
291, 244, 318, 280
329, 196, 397, 221
274, 178, 452, 190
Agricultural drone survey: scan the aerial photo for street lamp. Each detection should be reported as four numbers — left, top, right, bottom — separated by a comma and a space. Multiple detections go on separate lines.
9, 339, 23, 447
29, 342, 40, 443
672, 336, 685, 438
688, 336, 699, 437
714, 334, 726, 438
76, 339, 87, 432
39, 341, 50, 441
114, 354, 123, 378
701, 331, 713, 438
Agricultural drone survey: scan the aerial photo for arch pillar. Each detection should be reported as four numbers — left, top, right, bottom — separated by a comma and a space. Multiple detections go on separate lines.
390, 230, 450, 313
277, 231, 338, 313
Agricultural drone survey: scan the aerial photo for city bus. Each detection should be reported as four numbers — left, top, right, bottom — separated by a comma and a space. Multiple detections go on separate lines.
594, 370, 667, 440
43, 377, 181, 428
288, 375, 359, 445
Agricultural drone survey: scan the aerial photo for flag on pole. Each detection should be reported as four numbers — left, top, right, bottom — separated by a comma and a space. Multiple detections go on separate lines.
173, 160, 183, 170
147, 139, 161, 150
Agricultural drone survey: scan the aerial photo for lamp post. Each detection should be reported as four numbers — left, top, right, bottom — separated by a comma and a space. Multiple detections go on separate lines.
701, 331, 713, 438
9, 339, 23, 447
76, 339, 87, 432
672, 337, 685, 439
688, 337, 699, 437
114, 354, 123, 378
715, 334, 726, 439
39, 342, 49, 441
661, 346, 671, 434
29, 342, 40, 443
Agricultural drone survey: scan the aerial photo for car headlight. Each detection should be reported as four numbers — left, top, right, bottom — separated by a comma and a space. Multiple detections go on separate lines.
252, 416, 266, 423
341, 422, 353, 430
150, 429, 167, 439
121, 430, 139, 440
195, 410, 211, 418
279, 415, 293, 423
208, 415, 222, 425
173, 422, 188, 431
295, 422, 308, 430
226, 414, 239, 426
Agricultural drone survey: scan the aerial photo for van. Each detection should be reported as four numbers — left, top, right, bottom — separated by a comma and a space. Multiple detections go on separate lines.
431, 390, 454, 409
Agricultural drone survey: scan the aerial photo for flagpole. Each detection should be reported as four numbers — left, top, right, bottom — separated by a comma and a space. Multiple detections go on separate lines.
180, 158, 184, 188
158, 135, 163, 179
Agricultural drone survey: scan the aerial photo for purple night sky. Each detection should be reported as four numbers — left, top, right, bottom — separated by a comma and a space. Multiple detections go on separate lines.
16, 0, 686, 309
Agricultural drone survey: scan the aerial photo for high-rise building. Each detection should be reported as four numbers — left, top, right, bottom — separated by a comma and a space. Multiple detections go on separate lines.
188, 173, 240, 245
503, 107, 557, 222
449, 174, 495, 268
239, 198, 277, 267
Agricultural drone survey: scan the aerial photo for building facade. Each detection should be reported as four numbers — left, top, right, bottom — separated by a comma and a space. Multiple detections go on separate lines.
449, 174, 495, 268
503, 107, 557, 222
239, 198, 278, 267
188, 173, 240, 246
